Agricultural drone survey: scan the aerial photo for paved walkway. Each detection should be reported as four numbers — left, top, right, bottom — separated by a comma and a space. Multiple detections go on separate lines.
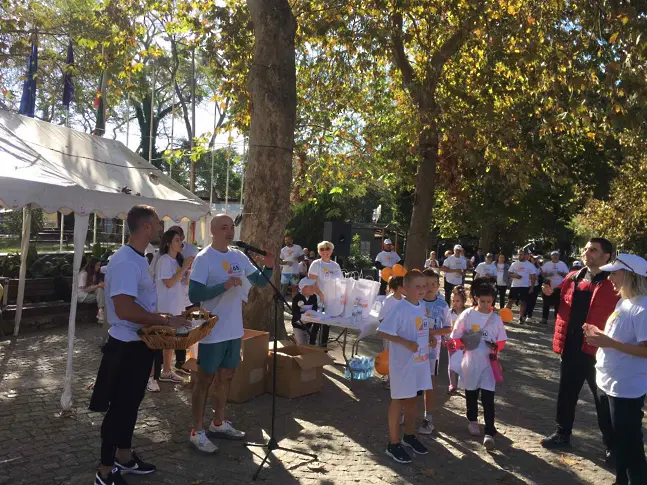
0, 311, 632, 485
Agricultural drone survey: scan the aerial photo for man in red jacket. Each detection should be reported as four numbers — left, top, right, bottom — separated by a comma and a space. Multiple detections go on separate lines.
540, 238, 619, 466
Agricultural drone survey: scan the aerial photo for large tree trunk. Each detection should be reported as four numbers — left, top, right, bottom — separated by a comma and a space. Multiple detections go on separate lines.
241, 0, 296, 336
404, 107, 438, 269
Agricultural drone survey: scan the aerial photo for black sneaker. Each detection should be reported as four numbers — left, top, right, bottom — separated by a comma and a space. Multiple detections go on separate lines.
114, 451, 156, 475
95, 468, 129, 485
386, 442, 412, 464
540, 432, 571, 449
605, 448, 616, 469
401, 434, 428, 455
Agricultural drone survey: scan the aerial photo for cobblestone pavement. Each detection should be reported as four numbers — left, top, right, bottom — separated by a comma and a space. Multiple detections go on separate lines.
0, 307, 639, 485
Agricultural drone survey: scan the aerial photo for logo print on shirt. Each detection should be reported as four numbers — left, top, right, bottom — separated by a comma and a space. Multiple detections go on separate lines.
606, 310, 619, 329
222, 261, 233, 274
415, 316, 424, 330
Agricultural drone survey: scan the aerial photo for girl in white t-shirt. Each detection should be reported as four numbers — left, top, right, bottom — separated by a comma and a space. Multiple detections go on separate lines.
77, 257, 106, 325
379, 276, 405, 390
148, 229, 194, 391
447, 285, 467, 394
585, 254, 647, 484
450, 282, 507, 450
307, 240, 342, 347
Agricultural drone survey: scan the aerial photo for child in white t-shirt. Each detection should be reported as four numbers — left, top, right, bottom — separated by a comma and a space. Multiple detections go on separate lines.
450, 282, 507, 450
379, 276, 405, 390
447, 285, 467, 394
378, 270, 435, 464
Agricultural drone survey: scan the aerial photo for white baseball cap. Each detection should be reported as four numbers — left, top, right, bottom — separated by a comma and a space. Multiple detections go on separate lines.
550, 250, 560, 256
298, 277, 317, 290
572, 260, 583, 268
454, 244, 463, 251
600, 253, 647, 277
384, 239, 393, 245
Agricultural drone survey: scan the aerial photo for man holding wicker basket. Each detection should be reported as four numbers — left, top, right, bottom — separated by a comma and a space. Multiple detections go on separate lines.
188, 214, 274, 454
90, 205, 191, 485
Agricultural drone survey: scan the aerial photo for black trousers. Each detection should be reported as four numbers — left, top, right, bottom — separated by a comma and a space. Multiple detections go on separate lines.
598, 390, 647, 485
309, 323, 330, 347
497, 285, 507, 308
555, 349, 613, 447
525, 287, 540, 318
466, 389, 496, 436
379, 278, 388, 296
542, 288, 561, 321
444, 281, 457, 306
152, 350, 162, 380
95, 337, 154, 466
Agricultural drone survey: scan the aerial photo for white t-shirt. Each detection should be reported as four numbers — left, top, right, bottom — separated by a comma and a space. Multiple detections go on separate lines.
531, 265, 541, 286
424, 258, 439, 269
442, 255, 467, 286
496, 263, 507, 286
450, 308, 507, 391
78, 270, 93, 294
475, 262, 497, 278
379, 294, 402, 321
375, 251, 401, 269
297, 260, 308, 276
280, 244, 303, 275
106, 245, 157, 342
596, 297, 647, 398
155, 254, 185, 316
509, 260, 536, 288
189, 246, 257, 344
541, 260, 570, 287
424, 297, 451, 360
378, 299, 432, 399
308, 259, 342, 282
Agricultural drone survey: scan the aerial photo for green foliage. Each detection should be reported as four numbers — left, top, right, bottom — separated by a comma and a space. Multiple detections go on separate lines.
347, 234, 372, 270
1, 209, 44, 236
0, 251, 79, 278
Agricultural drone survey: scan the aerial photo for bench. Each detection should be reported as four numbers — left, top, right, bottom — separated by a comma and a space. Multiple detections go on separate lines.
0, 276, 97, 334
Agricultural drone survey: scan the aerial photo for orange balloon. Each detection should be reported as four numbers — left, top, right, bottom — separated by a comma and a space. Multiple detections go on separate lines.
392, 264, 407, 277
381, 267, 393, 281
499, 307, 514, 323
375, 350, 389, 375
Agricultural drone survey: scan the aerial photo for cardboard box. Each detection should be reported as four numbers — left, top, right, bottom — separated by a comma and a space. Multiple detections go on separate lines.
185, 329, 270, 403
266, 342, 334, 399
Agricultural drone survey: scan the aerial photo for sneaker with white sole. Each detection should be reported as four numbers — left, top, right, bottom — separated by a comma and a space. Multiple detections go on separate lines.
115, 451, 156, 475
146, 377, 160, 392
468, 421, 480, 436
97, 309, 106, 324
159, 370, 184, 383
401, 434, 428, 455
95, 467, 129, 485
208, 420, 245, 440
190, 429, 218, 453
418, 418, 434, 435
385, 443, 412, 464
483, 434, 495, 450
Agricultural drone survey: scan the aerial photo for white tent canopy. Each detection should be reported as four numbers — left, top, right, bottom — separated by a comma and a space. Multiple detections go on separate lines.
0, 110, 211, 410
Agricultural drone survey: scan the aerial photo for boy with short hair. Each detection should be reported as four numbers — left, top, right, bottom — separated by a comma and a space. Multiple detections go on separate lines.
378, 270, 435, 464
291, 278, 318, 345
419, 269, 452, 434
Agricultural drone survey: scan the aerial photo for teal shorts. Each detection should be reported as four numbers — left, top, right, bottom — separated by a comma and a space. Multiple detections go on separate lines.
197, 339, 242, 373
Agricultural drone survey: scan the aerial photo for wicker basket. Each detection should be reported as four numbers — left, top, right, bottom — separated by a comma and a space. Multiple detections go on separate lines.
138, 308, 218, 350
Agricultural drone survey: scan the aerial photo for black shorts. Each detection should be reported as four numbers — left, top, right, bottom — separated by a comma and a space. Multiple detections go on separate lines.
509, 286, 529, 303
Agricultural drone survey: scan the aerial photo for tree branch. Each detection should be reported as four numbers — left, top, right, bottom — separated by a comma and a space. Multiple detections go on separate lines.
391, 11, 420, 102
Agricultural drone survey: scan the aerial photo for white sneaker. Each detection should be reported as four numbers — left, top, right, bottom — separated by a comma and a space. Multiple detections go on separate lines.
484, 434, 495, 450
146, 377, 160, 392
525, 317, 534, 324
190, 429, 218, 453
159, 370, 184, 383
208, 420, 245, 440
96, 309, 106, 323
418, 418, 434, 435
468, 421, 480, 436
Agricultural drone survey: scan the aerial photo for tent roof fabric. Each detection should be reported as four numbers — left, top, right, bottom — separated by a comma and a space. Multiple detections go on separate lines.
0, 110, 210, 221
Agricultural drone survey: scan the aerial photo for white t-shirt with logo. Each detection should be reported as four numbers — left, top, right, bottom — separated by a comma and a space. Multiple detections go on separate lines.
541, 260, 570, 287
596, 297, 647, 398
280, 244, 303, 275
424, 297, 451, 360
155, 254, 185, 316
450, 308, 507, 391
509, 260, 536, 288
378, 294, 402, 321
475, 262, 497, 278
375, 251, 401, 269
442, 255, 467, 286
496, 263, 507, 286
189, 246, 257, 344
308, 259, 342, 282
378, 299, 432, 399
106, 245, 158, 342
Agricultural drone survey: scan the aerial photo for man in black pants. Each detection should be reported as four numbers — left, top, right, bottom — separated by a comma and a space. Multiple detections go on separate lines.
540, 238, 619, 466
90, 206, 189, 485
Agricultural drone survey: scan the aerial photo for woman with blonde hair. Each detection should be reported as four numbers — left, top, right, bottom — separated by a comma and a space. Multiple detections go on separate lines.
307, 240, 342, 346
585, 253, 647, 484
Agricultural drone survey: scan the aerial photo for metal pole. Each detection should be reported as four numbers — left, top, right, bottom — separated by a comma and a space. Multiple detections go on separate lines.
93, 213, 98, 245
125, 90, 130, 148
148, 66, 156, 165
121, 219, 126, 245
170, 79, 176, 178
189, 45, 196, 193
209, 104, 216, 208
59, 212, 64, 251
225, 127, 231, 213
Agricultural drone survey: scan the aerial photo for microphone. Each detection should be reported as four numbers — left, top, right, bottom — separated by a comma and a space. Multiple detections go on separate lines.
234, 241, 267, 256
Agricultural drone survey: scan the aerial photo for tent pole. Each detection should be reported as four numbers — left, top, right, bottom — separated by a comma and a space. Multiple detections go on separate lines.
93, 214, 97, 245
121, 218, 126, 245
14, 204, 32, 336
59, 212, 64, 252
61, 213, 90, 410
225, 127, 231, 213
148, 66, 156, 165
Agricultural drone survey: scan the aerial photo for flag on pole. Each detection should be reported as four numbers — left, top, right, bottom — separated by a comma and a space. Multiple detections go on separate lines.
93, 70, 107, 136
18, 30, 38, 118
62, 40, 74, 109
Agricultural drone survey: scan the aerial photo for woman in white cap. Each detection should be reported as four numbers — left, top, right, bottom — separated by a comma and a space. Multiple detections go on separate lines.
375, 238, 401, 295
584, 253, 647, 485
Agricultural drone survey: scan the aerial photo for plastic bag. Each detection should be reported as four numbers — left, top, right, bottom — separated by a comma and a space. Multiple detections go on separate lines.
490, 354, 504, 383
322, 278, 347, 316
449, 349, 464, 377
344, 278, 380, 318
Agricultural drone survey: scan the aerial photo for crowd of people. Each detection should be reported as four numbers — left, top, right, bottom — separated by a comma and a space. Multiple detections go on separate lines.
85, 206, 647, 485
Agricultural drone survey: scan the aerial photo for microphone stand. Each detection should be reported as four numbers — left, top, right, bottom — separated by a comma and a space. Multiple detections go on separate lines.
242, 249, 318, 480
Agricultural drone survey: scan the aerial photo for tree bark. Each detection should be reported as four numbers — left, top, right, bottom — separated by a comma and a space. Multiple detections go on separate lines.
241, 0, 296, 336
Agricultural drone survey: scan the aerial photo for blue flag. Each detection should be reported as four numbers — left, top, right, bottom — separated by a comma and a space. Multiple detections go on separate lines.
19, 30, 38, 118
62, 40, 74, 109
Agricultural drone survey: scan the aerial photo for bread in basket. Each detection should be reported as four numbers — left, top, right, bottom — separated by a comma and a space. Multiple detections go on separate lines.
138, 308, 218, 350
